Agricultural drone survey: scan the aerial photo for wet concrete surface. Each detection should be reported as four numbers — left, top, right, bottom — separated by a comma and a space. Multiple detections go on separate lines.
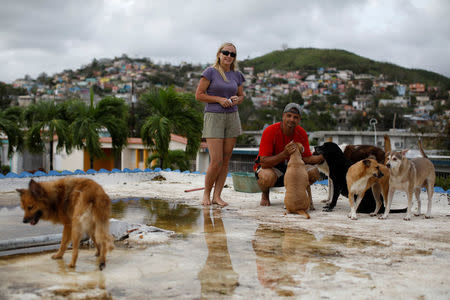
0, 195, 449, 299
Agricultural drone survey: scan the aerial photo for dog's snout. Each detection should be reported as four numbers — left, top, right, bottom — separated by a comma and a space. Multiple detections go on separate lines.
386, 163, 391, 168
23, 217, 30, 223
377, 171, 384, 178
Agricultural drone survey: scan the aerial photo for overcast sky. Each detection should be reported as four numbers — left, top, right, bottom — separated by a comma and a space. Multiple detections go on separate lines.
1, 0, 449, 83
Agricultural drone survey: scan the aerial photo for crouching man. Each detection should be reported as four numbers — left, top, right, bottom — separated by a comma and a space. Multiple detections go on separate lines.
254, 103, 324, 206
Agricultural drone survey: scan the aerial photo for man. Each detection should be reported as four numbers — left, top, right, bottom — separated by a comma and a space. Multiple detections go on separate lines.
254, 103, 324, 206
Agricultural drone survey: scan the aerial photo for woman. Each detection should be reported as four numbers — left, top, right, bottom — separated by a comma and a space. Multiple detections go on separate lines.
195, 42, 245, 206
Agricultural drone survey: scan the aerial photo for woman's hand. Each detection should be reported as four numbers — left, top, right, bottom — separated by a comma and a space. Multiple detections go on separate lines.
219, 97, 233, 108
230, 95, 243, 105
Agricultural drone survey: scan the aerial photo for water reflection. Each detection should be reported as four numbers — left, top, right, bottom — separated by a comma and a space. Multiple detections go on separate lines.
111, 198, 201, 235
252, 225, 313, 296
198, 208, 239, 298
252, 225, 386, 296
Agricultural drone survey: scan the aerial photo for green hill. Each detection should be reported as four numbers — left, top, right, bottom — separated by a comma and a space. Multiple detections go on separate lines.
240, 48, 450, 88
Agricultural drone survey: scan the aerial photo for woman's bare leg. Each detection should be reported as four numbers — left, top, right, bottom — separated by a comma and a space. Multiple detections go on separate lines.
203, 138, 224, 205
212, 137, 236, 206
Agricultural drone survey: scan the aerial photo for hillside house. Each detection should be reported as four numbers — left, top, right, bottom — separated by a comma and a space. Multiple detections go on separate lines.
409, 83, 426, 94
379, 98, 409, 107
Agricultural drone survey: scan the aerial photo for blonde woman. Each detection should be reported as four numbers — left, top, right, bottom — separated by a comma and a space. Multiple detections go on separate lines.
195, 42, 245, 206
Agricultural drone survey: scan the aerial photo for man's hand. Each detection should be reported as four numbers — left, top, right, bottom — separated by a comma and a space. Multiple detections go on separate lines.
283, 141, 297, 158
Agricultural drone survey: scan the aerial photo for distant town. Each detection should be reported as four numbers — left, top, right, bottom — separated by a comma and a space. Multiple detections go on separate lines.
4, 54, 450, 134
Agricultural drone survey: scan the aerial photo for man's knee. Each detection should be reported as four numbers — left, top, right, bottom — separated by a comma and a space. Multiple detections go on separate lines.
257, 169, 277, 190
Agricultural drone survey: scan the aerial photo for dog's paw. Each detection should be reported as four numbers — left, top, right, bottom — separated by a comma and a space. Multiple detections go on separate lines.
68, 263, 76, 268
99, 262, 105, 271
322, 205, 334, 212
425, 215, 432, 219
51, 254, 63, 260
370, 212, 377, 217
414, 213, 420, 217
378, 215, 388, 220
403, 216, 411, 221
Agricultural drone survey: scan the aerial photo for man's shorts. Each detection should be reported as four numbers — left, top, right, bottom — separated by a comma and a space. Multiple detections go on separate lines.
202, 111, 242, 138
254, 163, 287, 187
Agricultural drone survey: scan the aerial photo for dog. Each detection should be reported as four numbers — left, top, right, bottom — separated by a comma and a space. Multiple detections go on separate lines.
343, 144, 385, 164
383, 140, 436, 220
346, 159, 390, 220
16, 178, 114, 270
314, 142, 353, 211
284, 142, 310, 219
314, 142, 406, 214
315, 135, 392, 206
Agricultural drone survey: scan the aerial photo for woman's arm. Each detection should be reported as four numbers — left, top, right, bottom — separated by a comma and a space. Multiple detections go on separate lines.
230, 84, 245, 105
195, 77, 232, 107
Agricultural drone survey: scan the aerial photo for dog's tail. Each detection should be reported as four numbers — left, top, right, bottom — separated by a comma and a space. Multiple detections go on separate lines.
418, 139, 428, 158
296, 210, 310, 219
384, 135, 391, 154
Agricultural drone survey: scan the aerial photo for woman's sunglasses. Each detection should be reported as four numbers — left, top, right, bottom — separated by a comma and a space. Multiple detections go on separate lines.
221, 50, 236, 57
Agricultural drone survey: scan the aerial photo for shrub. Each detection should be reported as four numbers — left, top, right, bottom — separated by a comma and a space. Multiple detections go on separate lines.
435, 176, 450, 191
1, 165, 11, 175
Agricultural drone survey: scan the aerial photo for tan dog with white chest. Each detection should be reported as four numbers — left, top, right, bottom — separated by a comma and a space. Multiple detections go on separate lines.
346, 159, 389, 220
284, 142, 310, 219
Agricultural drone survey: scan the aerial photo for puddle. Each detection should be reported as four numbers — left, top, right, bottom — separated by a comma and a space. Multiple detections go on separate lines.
0, 198, 429, 299
111, 198, 201, 236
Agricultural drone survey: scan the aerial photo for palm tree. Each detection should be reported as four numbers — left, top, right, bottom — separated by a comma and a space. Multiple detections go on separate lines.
24, 101, 72, 171
140, 87, 203, 169
146, 149, 191, 171
0, 106, 24, 160
68, 93, 129, 169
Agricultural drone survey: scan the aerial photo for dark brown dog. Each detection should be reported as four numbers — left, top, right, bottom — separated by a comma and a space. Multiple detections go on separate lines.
17, 178, 114, 270
343, 144, 385, 164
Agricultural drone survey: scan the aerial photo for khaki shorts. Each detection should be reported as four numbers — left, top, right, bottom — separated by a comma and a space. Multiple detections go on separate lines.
202, 111, 242, 138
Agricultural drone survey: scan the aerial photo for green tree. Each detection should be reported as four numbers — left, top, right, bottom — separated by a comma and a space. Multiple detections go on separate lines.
68, 92, 129, 169
238, 96, 256, 130
361, 79, 373, 93
140, 87, 203, 168
0, 106, 24, 159
146, 149, 191, 171
377, 106, 408, 130
349, 111, 371, 130
24, 101, 73, 170
346, 87, 358, 101
326, 94, 341, 105
0, 82, 27, 109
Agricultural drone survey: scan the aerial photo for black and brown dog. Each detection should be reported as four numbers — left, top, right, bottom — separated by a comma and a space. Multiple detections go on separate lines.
314, 142, 406, 214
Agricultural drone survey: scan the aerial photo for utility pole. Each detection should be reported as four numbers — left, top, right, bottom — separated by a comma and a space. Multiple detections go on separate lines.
370, 118, 378, 146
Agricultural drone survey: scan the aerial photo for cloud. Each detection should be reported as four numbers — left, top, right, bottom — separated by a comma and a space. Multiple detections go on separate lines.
0, 0, 449, 82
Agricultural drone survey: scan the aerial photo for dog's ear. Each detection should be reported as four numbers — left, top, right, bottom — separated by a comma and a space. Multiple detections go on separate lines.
16, 188, 26, 195
29, 179, 47, 199
362, 159, 371, 167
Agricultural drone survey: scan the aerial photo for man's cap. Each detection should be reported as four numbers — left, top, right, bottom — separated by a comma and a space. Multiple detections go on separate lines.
283, 103, 301, 115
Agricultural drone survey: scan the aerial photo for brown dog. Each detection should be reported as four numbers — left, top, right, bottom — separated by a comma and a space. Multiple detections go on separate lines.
284, 143, 310, 219
17, 178, 114, 270
346, 159, 390, 220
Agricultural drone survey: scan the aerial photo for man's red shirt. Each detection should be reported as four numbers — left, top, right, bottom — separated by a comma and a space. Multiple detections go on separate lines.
254, 122, 312, 170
